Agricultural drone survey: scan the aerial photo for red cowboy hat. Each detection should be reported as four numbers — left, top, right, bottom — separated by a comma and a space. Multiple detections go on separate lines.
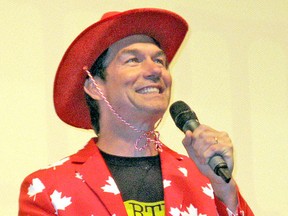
54, 8, 188, 129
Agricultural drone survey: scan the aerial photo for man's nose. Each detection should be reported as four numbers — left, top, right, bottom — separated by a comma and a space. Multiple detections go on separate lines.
142, 59, 162, 81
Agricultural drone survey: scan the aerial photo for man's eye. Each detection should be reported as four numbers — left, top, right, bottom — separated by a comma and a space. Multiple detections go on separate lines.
126, 58, 139, 63
155, 58, 166, 66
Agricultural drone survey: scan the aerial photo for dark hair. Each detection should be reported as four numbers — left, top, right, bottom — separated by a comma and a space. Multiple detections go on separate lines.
85, 49, 108, 135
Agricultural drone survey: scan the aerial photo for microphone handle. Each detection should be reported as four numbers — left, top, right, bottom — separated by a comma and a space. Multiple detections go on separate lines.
208, 155, 231, 183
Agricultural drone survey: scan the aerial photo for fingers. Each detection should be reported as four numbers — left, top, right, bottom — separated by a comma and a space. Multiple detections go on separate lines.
182, 125, 234, 169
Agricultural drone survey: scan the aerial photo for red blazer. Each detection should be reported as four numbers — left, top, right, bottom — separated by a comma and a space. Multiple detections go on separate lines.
19, 138, 253, 215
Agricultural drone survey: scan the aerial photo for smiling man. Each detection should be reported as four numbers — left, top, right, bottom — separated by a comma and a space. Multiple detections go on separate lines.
85, 35, 171, 141
19, 8, 254, 216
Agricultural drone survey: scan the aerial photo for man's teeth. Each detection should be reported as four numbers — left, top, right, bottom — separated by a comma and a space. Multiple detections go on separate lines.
138, 87, 160, 94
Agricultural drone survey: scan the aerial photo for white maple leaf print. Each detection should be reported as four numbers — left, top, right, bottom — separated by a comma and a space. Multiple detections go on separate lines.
75, 172, 83, 180
163, 179, 172, 188
169, 207, 181, 216
27, 178, 45, 201
101, 176, 120, 195
46, 157, 70, 170
50, 190, 72, 215
201, 183, 214, 199
178, 167, 188, 177
169, 204, 207, 216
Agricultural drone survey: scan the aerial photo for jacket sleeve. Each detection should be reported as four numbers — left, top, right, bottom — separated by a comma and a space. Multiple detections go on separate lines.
18, 174, 56, 216
214, 189, 254, 216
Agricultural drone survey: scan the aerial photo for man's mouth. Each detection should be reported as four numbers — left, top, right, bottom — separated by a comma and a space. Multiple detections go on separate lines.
136, 87, 161, 94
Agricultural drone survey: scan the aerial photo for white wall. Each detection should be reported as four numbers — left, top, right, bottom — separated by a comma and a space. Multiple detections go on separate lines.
1, 0, 287, 215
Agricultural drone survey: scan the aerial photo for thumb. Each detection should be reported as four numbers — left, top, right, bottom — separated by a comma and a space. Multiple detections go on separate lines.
182, 130, 194, 148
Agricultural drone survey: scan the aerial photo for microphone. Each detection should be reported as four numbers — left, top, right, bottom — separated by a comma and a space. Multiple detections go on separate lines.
169, 101, 231, 183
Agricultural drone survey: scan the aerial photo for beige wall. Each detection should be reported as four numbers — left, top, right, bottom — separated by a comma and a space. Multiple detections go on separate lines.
1, 0, 287, 215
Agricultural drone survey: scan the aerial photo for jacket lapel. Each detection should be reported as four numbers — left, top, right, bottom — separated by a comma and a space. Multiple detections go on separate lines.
71, 138, 128, 216
70, 139, 188, 215
160, 145, 186, 213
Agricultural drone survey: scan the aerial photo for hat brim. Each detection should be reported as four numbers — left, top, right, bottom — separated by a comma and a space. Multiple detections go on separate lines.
54, 8, 188, 129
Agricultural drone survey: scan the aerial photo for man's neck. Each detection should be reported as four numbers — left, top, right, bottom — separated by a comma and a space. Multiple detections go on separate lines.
96, 127, 160, 157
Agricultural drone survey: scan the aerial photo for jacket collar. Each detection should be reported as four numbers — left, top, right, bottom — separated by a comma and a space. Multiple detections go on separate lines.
70, 138, 186, 215
71, 138, 128, 215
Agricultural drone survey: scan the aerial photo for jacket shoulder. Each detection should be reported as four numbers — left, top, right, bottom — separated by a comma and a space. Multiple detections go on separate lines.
20, 138, 98, 189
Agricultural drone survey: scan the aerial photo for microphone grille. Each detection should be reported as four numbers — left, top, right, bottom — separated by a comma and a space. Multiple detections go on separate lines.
169, 101, 198, 130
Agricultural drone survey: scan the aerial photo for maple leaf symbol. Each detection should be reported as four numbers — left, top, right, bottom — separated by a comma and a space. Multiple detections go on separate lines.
27, 178, 45, 201
163, 179, 172, 188
75, 172, 83, 181
101, 176, 120, 195
184, 204, 207, 216
170, 204, 207, 216
178, 167, 188, 177
50, 190, 72, 214
169, 207, 181, 216
201, 183, 214, 199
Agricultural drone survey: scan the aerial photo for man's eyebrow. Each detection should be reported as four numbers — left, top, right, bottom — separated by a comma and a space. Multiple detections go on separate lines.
119, 48, 166, 58
154, 50, 166, 58
155, 50, 168, 68
117, 48, 168, 67
118, 49, 139, 56
155, 50, 168, 67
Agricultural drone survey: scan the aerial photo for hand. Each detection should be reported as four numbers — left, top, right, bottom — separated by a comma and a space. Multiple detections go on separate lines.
182, 124, 234, 182
182, 124, 238, 211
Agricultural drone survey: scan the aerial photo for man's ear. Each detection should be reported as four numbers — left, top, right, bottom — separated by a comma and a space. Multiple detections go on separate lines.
84, 77, 105, 100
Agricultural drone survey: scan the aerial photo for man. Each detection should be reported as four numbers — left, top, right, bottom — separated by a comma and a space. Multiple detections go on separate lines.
19, 8, 254, 215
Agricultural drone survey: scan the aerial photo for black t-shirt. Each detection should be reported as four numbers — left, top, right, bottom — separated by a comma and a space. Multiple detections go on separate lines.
100, 150, 164, 202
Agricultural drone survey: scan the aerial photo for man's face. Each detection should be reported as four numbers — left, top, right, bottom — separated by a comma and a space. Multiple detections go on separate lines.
100, 35, 172, 123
